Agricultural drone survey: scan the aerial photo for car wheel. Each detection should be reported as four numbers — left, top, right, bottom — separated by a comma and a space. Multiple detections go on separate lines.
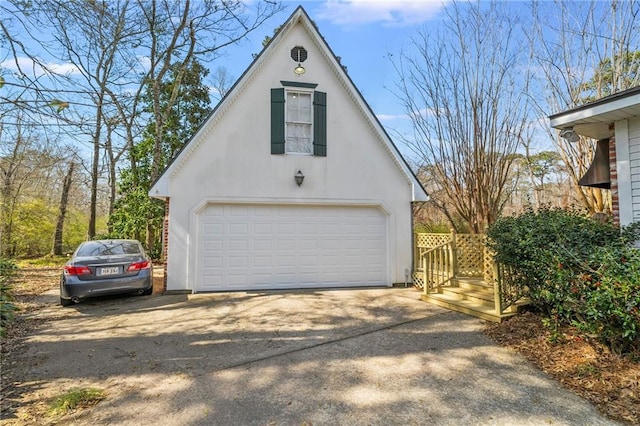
141, 286, 153, 296
60, 297, 74, 307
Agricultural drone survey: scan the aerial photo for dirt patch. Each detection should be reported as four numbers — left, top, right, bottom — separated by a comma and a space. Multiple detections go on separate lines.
484, 311, 640, 425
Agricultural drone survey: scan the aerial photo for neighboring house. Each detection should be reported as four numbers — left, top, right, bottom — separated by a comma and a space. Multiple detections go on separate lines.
149, 6, 428, 293
549, 86, 640, 227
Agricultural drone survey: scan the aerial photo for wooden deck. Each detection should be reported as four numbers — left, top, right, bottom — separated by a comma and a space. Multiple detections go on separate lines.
414, 232, 529, 322
421, 277, 521, 322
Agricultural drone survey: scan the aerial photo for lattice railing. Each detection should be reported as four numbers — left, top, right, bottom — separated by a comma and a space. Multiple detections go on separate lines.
413, 231, 485, 289
413, 231, 528, 314
483, 246, 496, 283
455, 234, 484, 277
414, 232, 486, 279
415, 241, 455, 294
494, 263, 529, 315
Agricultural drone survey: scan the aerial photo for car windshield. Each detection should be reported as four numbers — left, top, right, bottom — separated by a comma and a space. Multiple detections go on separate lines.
76, 241, 142, 257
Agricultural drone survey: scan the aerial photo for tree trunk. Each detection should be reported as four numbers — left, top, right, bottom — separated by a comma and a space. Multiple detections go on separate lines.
146, 222, 155, 257
52, 162, 74, 256
88, 101, 103, 240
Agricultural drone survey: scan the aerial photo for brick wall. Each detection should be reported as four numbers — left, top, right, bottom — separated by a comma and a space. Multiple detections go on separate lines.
609, 124, 619, 226
161, 198, 169, 293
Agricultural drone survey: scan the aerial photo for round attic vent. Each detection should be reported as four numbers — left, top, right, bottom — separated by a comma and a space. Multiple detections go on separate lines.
291, 46, 308, 63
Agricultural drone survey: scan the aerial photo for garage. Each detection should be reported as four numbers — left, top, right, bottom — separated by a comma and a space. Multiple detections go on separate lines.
196, 204, 388, 292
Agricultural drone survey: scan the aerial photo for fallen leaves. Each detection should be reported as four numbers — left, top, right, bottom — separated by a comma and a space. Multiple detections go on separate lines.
484, 311, 640, 425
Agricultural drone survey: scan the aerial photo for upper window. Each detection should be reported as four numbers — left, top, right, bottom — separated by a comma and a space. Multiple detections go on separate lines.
271, 86, 326, 157
286, 91, 312, 154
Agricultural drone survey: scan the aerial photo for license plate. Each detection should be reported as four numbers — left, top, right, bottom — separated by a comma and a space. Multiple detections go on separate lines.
100, 266, 120, 276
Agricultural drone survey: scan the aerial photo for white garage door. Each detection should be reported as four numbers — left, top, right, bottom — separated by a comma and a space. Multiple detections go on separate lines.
197, 204, 388, 292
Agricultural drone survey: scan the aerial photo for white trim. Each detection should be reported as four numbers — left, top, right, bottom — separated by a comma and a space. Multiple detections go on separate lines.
615, 120, 634, 226
550, 94, 640, 128
284, 88, 314, 155
191, 196, 393, 217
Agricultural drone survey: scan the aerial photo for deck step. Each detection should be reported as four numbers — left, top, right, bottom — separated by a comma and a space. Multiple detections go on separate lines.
441, 286, 495, 304
454, 277, 493, 292
422, 292, 515, 323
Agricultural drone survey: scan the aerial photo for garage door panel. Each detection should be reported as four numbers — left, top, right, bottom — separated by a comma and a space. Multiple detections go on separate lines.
197, 204, 388, 291
228, 240, 248, 251
228, 274, 249, 286
229, 205, 249, 216
204, 256, 223, 268
204, 205, 224, 217
204, 223, 223, 235
252, 256, 272, 267
228, 256, 248, 268
252, 239, 272, 251
254, 223, 274, 234
204, 239, 223, 250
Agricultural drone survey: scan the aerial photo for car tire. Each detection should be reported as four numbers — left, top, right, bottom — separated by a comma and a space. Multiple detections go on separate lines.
60, 297, 74, 307
141, 286, 153, 296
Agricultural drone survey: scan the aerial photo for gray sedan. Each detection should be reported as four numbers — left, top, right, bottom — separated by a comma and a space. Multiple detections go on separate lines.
60, 239, 153, 306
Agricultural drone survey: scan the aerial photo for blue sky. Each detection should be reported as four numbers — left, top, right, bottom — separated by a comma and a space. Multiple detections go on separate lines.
3, 0, 557, 156
220, 1, 449, 134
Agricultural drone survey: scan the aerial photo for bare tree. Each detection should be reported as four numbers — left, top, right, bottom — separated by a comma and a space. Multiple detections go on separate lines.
136, 0, 283, 249
0, 117, 63, 256
52, 161, 75, 256
530, 0, 640, 214
0, 2, 73, 123
210, 66, 234, 101
526, 151, 564, 206
393, 1, 533, 233
29, 0, 147, 239
139, 0, 284, 181
8, 0, 283, 243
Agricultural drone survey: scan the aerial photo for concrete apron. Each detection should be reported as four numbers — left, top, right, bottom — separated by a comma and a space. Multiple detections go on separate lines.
11, 288, 615, 425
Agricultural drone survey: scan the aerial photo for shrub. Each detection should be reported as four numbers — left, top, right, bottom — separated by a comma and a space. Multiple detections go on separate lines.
486, 206, 619, 315
487, 206, 640, 356
0, 257, 19, 338
574, 246, 640, 355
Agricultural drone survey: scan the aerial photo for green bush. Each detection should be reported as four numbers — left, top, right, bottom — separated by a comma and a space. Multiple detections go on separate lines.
486, 206, 640, 356
0, 257, 19, 338
574, 246, 640, 355
12, 199, 56, 257
487, 206, 619, 313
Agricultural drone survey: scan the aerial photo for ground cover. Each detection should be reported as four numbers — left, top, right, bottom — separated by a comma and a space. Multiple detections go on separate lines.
484, 311, 639, 425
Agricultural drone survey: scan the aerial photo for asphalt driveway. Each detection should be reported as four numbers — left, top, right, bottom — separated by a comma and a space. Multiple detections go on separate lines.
4, 287, 616, 425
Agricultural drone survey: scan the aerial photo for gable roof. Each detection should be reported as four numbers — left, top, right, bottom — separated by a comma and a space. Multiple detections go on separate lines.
549, 86, 640, 139
149, 6, 427, 202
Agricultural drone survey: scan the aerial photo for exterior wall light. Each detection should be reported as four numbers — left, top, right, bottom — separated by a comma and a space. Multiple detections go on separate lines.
560, 127, 580, 142
291, 46, 307, 75
294, 64, 306, 75
295, 170, 305, 186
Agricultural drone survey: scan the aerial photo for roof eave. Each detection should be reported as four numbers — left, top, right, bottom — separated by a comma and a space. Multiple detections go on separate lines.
549, 87, 640, 139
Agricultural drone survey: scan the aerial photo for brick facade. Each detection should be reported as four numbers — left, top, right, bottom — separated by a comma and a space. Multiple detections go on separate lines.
161, 198, 169, 293
608, 124, 620, 226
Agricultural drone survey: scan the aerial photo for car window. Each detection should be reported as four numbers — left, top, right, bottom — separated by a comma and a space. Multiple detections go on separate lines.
77, 241, 142, 256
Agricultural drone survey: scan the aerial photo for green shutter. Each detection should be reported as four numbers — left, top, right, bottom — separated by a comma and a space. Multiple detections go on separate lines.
313, 91, 327, 157
271, 88, 285, 154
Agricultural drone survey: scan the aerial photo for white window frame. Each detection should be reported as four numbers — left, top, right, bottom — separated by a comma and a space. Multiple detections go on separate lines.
285, 89, 314, 155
